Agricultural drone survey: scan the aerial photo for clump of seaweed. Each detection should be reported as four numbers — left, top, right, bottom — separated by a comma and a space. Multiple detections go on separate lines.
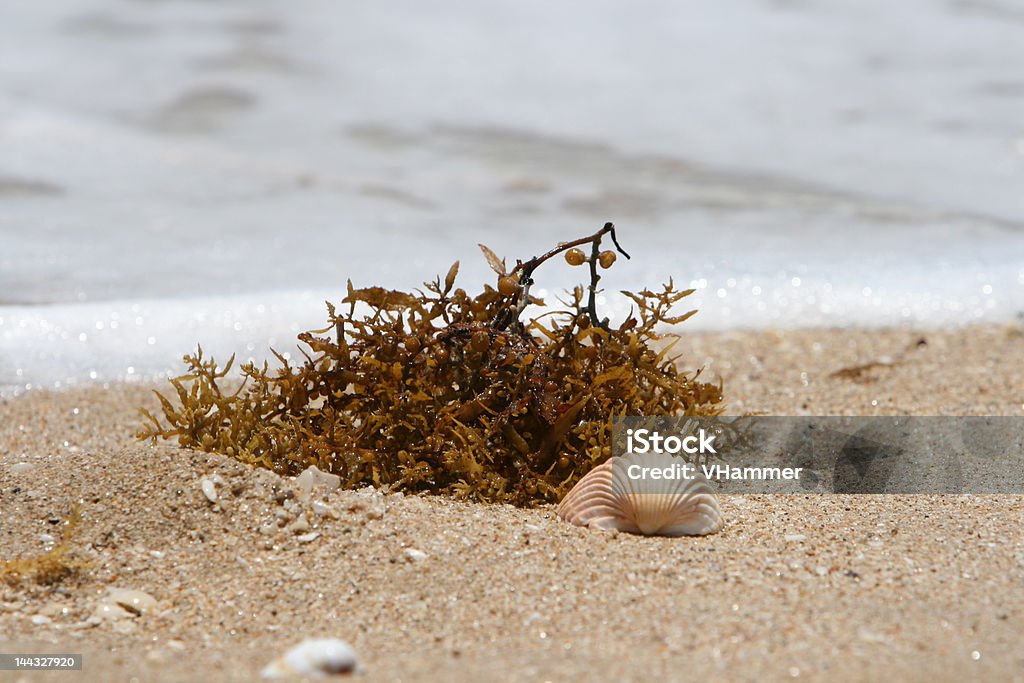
0, 507, 87, 586
138, 223, 723, 505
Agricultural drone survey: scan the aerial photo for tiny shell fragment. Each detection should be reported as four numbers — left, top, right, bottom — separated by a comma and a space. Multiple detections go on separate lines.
261, 638, 362, 678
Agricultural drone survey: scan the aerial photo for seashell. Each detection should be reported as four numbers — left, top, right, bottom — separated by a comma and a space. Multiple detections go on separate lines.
106, 588, 158, 616
92, 588, 159, 622
557, 455, 724, 536
403, 548, 428, 562
200, 477, 218, 503
261, 638, 362, 678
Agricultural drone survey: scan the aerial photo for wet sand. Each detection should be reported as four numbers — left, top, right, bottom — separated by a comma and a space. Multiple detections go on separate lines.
2, 324, 1023, 682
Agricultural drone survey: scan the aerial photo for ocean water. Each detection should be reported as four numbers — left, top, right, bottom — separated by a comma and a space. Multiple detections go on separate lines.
2, 0, 1023, 395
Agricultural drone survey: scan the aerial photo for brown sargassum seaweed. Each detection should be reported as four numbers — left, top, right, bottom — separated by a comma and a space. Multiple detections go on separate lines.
139, 223, 723, 505
0, 506, 87, 586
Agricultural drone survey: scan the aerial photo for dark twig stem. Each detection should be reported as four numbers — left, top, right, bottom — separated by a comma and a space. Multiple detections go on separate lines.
586, 232, 603, 329
507, 222, 630, 331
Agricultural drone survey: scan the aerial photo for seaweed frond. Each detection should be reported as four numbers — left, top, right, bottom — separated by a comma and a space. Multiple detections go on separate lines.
138, 222, 724, 505
0, 506, 88, 586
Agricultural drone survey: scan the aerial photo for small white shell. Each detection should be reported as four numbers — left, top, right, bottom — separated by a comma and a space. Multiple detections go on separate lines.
200, 477, 218, 503
557, 456, 724, 536
261, 638, 362, 678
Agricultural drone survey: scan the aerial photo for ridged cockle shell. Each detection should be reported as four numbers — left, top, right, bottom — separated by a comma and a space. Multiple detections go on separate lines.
557, 453, 724, 536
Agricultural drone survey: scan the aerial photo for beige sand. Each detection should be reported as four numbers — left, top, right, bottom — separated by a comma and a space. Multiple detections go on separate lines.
2, 325, 1023, 682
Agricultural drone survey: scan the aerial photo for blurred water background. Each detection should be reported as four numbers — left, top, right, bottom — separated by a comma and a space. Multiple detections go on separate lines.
2, 0, 1023, 395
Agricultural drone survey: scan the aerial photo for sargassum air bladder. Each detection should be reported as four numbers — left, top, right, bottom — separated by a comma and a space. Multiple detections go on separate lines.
556, 454, 724, 536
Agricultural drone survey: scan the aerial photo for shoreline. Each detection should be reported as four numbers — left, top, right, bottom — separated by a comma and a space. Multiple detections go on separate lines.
2, 323, 1023, 681
4, 315, 1024, 402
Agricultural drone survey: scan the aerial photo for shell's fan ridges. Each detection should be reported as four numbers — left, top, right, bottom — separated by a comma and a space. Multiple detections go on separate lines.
555, 462, 621, 528
556, 456, 724, 537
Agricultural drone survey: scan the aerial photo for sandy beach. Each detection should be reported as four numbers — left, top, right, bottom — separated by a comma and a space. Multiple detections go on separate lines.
5, 1, 1024, 680
1, 324, 1022, 682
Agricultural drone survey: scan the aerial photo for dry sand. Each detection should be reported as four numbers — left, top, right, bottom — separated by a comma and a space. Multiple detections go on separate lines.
2, 325, 1023, 682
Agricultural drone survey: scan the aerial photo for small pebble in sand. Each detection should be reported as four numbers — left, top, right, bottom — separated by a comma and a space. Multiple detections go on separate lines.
38, 602, 69, 618
200, 477, 218, 503
108, 588, 158, 616
261, 638, 363, 678
403, 548, 428, 562
296, 532, 321, 544
93, 602, 133, 622
296, 465, 341, 502
345, 490, 387, 520
288, 514, 311, 534
785, 534, 807, 542
69, 618, 102, 630
312, 501, 340, 519
30, 614, 52, 625
346, 489, 387, 519
93, 588, 158, 621
9, 462, 34, 474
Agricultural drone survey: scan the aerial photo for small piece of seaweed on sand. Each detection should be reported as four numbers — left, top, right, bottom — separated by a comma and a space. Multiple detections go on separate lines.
138, 223, 724, 505
829, 337, 927, 384
0, 506, 87, 586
